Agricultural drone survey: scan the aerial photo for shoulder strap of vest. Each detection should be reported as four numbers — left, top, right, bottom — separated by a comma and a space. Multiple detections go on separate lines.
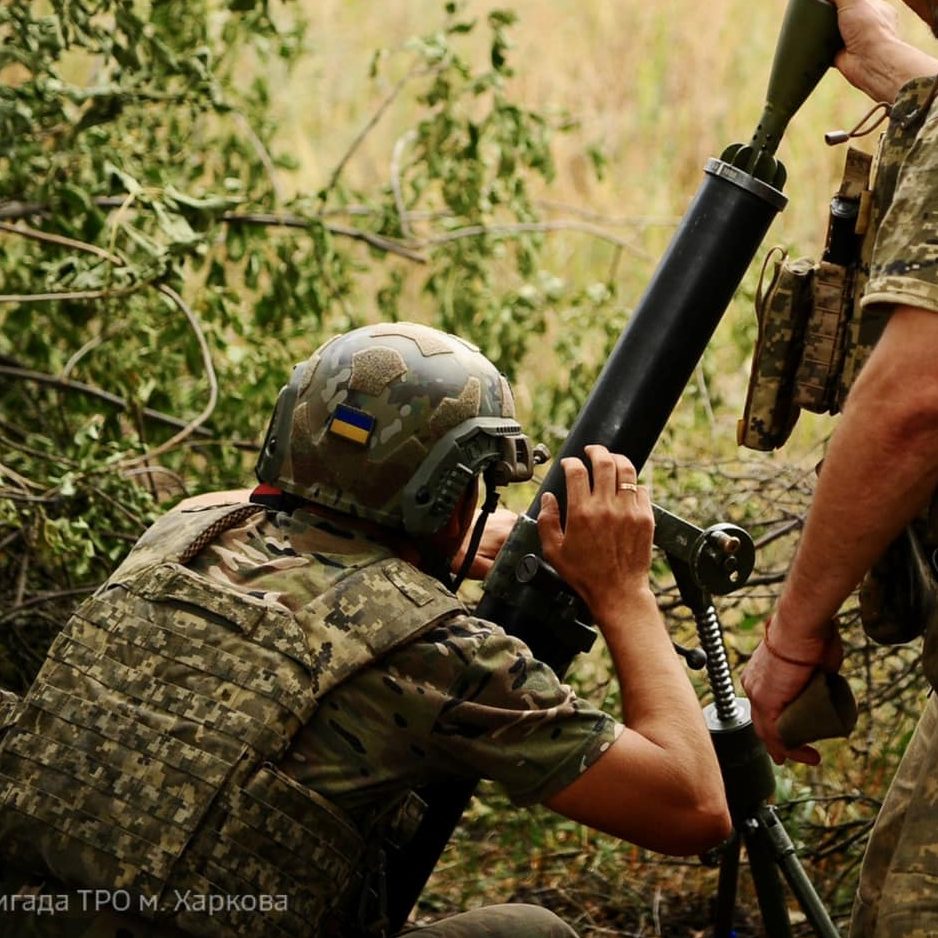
291, 556, 465, 698
106, 509, 464, 699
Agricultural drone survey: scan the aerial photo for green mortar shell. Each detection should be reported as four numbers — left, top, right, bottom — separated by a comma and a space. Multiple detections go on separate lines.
751, 0, 843, 157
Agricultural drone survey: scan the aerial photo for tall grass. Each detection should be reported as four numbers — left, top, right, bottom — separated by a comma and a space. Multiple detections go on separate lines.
279, 0, 928, 446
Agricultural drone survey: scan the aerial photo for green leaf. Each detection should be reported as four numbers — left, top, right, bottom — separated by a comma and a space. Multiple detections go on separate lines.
104, 161, 142, 197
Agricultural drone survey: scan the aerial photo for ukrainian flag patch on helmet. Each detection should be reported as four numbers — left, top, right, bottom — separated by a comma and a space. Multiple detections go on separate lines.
329, 403, 376, 445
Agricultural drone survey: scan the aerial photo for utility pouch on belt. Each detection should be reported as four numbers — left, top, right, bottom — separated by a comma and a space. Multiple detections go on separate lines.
861, 493, 938, 692
791, 259, 854, 412
738, 147, 873, 451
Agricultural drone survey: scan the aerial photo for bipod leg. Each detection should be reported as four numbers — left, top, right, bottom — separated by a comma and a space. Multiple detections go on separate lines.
742, 814, 794, 938
713, 829, 741, 938
754, 805, 842, 938
668, 555, 841, 938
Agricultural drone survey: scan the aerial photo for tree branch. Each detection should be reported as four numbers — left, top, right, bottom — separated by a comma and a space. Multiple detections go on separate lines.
0, 199, 429, 263
0, 198, 657, 265
0, 221, 121, 263
0, 587, 97, 625
390, 130, 418, 239
324, 63, 422, 196
0, 365, 213, 436
0, 202, 46, 220
225, 213, 428, 263
421, 220, 652, 259
0, 285, 143, 304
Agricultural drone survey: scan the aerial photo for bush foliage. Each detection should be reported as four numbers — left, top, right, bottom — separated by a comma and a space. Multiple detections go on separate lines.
0, 0, 623, 683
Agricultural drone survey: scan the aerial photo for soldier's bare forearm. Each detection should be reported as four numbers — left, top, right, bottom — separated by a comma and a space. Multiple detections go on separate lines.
775, 307, 938, 649
597, 589, 717, 773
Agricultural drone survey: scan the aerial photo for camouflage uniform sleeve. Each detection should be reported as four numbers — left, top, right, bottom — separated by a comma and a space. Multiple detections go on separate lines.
285, 615, 619, 811
862, 77, 938, 314
420, 616, 620, 807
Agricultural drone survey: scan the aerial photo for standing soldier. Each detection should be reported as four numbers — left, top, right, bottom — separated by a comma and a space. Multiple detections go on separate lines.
742, 1, 938, 935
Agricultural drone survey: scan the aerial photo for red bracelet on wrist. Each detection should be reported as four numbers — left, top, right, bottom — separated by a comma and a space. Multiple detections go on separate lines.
762, 618, 820, 668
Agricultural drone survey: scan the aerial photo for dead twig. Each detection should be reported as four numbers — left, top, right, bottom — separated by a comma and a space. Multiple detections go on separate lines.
233, 110, 284, 204
0, 285, 144, 304
0, 220, 121, 263
0, 199, 429, 264
421, 220, 651, 260
0, 587, 96, 624
324, 62, 423, 196
390, 129, 418, 239
224, 213, 429, 263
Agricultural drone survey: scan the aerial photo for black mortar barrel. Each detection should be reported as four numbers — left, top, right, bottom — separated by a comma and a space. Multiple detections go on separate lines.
535, 158, 787, 509
474, 159, 787, 669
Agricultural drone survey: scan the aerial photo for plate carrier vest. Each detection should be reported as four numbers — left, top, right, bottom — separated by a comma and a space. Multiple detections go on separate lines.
0, 503, 464, 937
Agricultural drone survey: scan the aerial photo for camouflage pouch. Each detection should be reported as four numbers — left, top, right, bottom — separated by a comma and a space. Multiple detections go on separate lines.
860, 490, 938, 693
859, 524, 935, 645
791, 259, 854, 413
794, 148, 873, 413
737, 252, 814, 451
739, 148, 874, 450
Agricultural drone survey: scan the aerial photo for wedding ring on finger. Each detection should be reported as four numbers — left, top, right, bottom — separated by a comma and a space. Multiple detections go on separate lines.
617, 482, 638, 493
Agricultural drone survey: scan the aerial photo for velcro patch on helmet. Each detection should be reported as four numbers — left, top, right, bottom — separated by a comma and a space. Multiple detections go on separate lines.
328, 403, 376, 446
349, 346, 407, 396
369, 323, 454, 357
429, 377, 481, 435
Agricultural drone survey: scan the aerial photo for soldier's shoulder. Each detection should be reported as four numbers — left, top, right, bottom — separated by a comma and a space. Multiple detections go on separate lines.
384, 612, 533, 682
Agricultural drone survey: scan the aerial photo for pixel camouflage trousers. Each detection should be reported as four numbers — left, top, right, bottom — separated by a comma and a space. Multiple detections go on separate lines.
851, 692, 938, 938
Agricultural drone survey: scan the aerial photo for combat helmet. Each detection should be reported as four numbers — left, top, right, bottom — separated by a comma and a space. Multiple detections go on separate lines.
256, 322, 540, 536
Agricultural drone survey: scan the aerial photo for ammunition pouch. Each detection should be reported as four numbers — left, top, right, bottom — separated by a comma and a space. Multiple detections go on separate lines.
737, 252, 812, 450
738, 147, 875, 451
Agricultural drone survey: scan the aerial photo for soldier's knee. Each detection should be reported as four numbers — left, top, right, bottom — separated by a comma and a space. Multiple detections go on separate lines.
470, 903, 578, 938
398, 903, 578, 938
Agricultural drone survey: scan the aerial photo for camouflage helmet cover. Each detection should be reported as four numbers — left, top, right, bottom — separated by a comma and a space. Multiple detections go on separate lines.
256, 322, 534, 535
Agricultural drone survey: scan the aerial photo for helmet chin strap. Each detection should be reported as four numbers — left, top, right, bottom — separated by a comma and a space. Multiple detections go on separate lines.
451, 469, 502, 593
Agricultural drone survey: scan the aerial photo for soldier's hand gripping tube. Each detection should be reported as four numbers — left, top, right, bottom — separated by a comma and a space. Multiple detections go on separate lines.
386, 2, 844, 929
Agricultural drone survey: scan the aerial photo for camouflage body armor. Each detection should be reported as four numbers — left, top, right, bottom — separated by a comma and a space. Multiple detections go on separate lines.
0, 502, 463, 937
